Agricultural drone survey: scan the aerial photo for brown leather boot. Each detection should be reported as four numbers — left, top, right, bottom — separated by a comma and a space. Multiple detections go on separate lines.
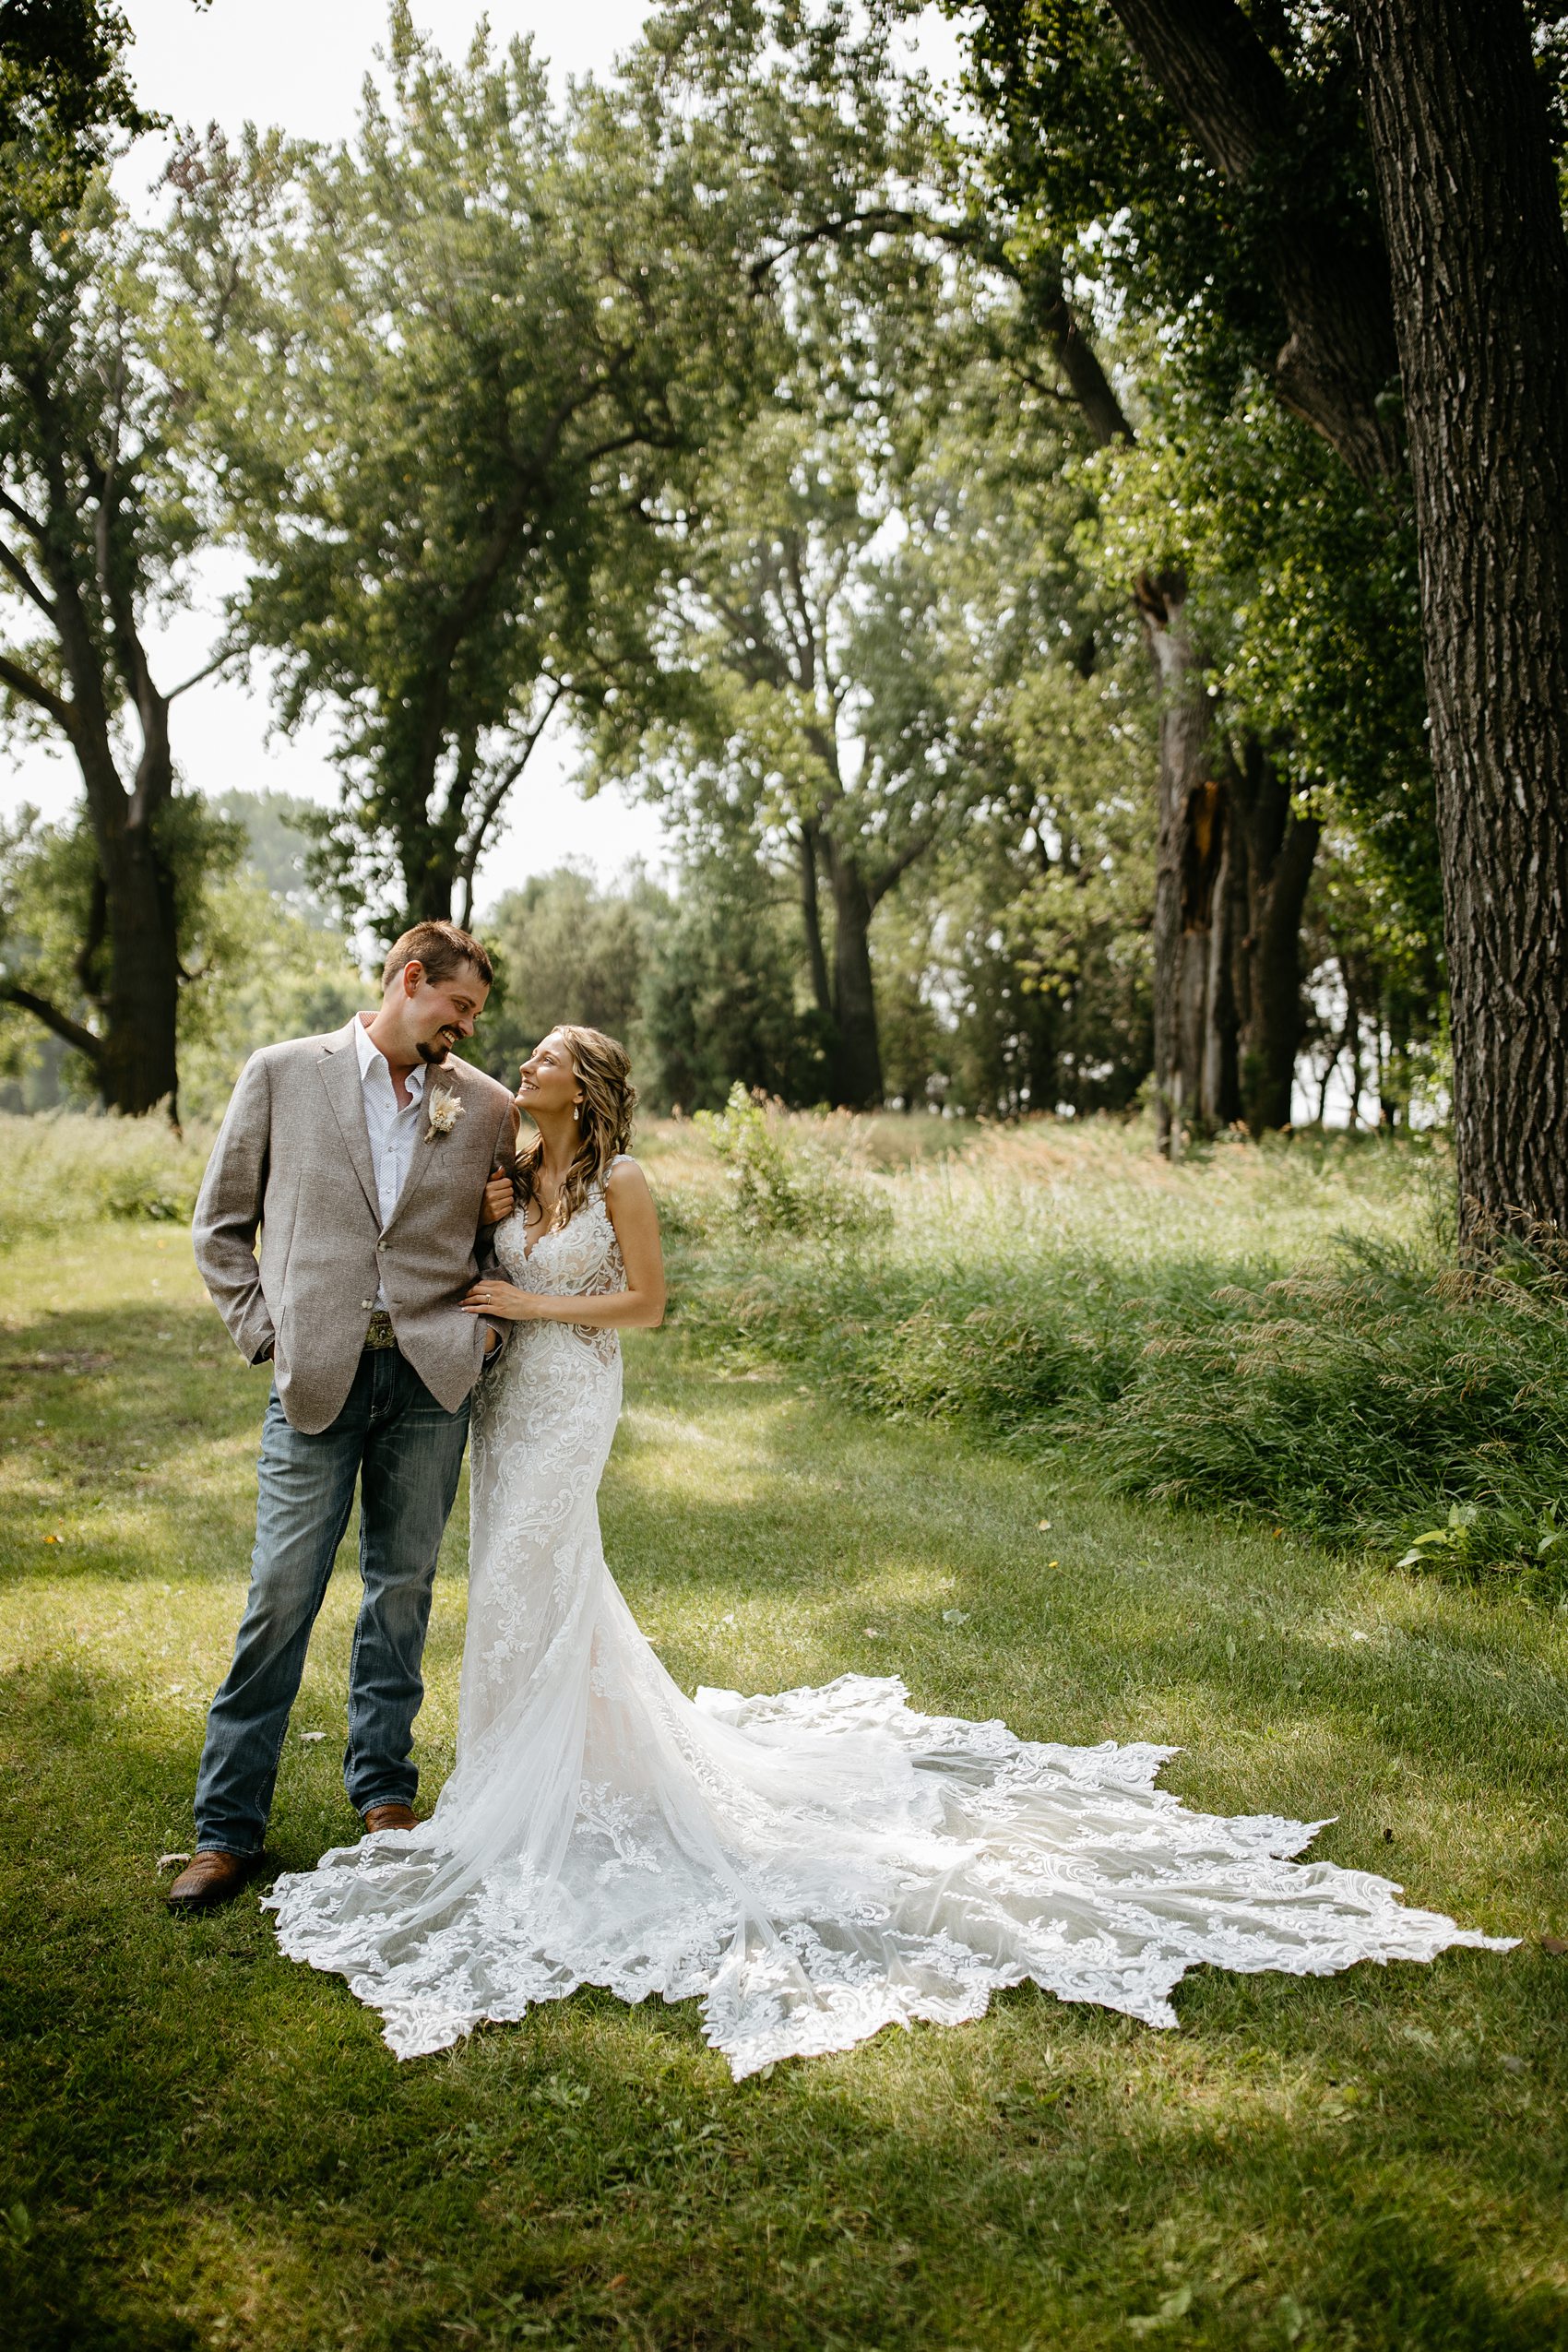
362, 1803, 418, 1835
166, 1850, 259, 1912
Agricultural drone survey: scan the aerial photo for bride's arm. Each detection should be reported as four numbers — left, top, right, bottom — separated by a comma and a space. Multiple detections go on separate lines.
460, 1159, 666, 1331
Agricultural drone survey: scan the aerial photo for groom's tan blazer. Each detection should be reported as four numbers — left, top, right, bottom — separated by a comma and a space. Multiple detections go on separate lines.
193, 1018, 516, 1434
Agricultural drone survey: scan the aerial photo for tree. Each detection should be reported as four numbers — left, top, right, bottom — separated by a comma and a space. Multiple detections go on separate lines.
643, 848, 831, 1112
0, 1, 160, 192
592, 398, 981, 1109
196, 6, 778, 940
1348, 0, 1568, 1230
478, 866, 662, 1087
0, 122, 253, 1113
965, 0, 1568, 1226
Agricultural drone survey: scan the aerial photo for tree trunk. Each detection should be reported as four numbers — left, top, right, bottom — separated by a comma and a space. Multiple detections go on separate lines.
1136, 567, 1237, 1148
1351, 0, 1568, 1235
796, 823, 834, 1026
821, 837, 884, 1109
1021, 980, 1059, 1117
1227, 737, 1321, 1135
97, 814, 182, 1115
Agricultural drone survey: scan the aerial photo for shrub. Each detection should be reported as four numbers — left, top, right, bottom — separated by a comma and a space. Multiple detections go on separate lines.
691, 1086, 887, 1241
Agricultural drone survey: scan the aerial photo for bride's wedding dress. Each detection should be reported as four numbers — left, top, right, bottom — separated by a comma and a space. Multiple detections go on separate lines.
266, 1172, 1511, 2077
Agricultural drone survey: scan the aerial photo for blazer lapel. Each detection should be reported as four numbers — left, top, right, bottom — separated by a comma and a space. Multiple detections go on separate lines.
316, 1022, 380, 1222
384, 1059, 469, 1234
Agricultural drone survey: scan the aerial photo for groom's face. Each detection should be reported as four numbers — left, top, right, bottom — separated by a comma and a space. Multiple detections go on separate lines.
391, 958, 490, 1064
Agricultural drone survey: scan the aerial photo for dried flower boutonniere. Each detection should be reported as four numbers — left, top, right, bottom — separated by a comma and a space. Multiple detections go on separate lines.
425, 1088, 465, 1143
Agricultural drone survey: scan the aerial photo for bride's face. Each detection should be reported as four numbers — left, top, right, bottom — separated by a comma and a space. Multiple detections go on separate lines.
515, 1032, 583, 1121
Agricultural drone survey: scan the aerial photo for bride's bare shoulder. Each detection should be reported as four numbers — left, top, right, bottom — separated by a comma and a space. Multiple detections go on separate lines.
603, 1153, 649, 1197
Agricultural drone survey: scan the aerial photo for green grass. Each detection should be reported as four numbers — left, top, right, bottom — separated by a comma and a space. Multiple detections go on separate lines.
2, 1218, 1565, 2349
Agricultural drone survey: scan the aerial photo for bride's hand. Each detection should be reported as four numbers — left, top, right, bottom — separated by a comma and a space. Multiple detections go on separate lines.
462, 1279, 540, 1323
481, 1171, 516, 1224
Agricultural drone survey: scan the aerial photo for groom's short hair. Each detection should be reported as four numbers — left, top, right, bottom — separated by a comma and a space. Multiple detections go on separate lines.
382, 921, 495, 992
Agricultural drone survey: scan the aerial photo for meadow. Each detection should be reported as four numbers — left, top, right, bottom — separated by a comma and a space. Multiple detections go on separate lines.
1, 1110, 1563, 2349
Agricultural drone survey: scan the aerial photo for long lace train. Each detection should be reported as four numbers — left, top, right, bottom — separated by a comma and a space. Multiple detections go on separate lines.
266, 1182, 1513, 2077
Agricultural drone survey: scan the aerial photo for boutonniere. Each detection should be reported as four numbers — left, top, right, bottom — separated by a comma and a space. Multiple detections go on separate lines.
425, 1087, 465, 1143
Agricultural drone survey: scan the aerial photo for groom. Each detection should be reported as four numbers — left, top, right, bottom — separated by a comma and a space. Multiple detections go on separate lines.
168, 921, 517, 1912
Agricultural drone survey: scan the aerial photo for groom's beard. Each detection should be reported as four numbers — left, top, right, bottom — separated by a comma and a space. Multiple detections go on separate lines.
415, 1030, 459, 1065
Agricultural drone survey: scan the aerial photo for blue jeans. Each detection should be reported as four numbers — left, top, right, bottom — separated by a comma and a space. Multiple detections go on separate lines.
194, 1348, 470, 1856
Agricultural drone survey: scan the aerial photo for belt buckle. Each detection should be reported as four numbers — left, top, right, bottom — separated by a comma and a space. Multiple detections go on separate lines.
363, 1311, 397, 1352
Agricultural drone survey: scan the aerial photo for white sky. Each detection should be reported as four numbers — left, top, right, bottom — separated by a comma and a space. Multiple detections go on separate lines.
0, 4, 694, 904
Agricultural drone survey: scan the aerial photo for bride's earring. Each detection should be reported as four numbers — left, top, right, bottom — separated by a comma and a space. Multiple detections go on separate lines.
572, 1104, 580, 1125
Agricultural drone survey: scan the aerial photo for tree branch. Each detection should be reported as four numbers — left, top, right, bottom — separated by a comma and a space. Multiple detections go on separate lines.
0, 981, 103, 1063
1024, 271, 1135, 448
0, 536, 56, 620
0, 486, 46, 543
1104, 0, 1401, 481
868, 824, 937, 908
167, 645, 237, 699
454, 680, 569, 921
748, 205, 940, 289
0, 648, 76, 733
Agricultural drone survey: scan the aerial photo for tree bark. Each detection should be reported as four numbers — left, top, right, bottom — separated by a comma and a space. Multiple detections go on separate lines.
1134, 565, 1237, 1147
1226, 736, 1321, 1135
1351, 0, 1568, 1234
795, 822, 835, 1027
820, 833, 885, 1110
95, 810, 182, 1115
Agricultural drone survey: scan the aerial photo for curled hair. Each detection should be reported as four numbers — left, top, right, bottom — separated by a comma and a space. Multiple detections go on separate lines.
507, 1025, 636, 1232
382, 920, 494, 992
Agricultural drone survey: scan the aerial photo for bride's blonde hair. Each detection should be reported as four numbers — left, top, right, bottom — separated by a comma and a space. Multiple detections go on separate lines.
506, 1025, 636, 1232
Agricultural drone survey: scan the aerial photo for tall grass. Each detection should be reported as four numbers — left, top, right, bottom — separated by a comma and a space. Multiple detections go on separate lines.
660, 1103, 1568, 1586
6, 1099, 1562, 1585
0, 1110, 212, 1248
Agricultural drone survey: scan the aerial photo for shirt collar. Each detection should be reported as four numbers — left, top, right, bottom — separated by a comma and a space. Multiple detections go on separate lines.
355, 1012, 429, 1101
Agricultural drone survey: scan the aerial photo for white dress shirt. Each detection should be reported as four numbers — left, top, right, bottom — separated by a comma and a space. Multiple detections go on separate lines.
354, 1014, 427, 1308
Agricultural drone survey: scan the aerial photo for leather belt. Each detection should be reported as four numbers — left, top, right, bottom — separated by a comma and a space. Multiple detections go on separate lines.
362, 1311, 398, 1353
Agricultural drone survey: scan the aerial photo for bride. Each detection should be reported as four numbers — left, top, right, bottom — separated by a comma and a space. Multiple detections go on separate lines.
266, 1027, 1511, 2077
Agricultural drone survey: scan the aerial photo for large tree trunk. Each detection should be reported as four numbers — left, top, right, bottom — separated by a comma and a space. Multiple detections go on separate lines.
97, 815, 182, 1115
1227, 736, 1321, 1135
1352, 0, 1568, 1235
820, 837, 884, 1109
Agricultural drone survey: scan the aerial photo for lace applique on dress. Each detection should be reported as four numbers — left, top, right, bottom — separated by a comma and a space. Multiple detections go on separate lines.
265, 1157, 1515, 2078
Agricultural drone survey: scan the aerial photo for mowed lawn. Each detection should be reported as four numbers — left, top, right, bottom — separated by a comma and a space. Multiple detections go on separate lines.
1, 1224, 1564, 2351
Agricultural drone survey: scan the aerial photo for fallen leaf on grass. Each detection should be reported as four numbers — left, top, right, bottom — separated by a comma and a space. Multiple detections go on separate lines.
157, 1853, 191, 1872
942, 1608, 970, 1626
1541, 1933, 1568, 1955
299, 1730, 327, 1745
